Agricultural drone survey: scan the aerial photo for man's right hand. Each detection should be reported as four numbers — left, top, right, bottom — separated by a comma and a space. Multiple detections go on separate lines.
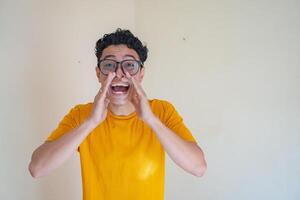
28, 72, 116, 178
88, 72, 116, 125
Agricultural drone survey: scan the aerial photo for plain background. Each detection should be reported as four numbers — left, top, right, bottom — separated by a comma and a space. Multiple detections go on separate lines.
0, 0, 299, 199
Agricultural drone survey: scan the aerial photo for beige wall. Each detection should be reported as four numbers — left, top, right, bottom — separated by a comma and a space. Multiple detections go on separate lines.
135, 1, 300, 200
0, 0, 135, 199
1, 0, 299, 199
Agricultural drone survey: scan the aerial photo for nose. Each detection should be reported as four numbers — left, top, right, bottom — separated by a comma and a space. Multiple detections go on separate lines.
115, 64, 125, 78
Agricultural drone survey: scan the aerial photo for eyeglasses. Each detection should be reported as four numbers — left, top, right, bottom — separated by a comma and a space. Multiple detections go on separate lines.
98, 59, 143, 76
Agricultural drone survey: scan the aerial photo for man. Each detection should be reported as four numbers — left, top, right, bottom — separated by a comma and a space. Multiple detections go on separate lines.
29, 29, 207, 200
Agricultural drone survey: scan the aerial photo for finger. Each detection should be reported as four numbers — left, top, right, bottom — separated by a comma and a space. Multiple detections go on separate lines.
104, 98, 110, 107
131, 92, 139, 108
101, 72, 116, 95
125, 72, 145, 96
97, 88, 103, 96
131, 89, 139, 101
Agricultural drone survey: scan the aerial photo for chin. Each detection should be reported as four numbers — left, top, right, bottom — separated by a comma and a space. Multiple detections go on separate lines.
109, 96, 130, 106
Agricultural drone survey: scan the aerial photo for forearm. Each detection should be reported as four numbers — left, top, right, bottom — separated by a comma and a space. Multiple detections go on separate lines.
29, 118, 98, 178
147, 116, 207, 177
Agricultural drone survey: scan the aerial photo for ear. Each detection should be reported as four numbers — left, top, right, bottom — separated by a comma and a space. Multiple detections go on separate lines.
95, 66, 101, 82
139, 67, 145, 81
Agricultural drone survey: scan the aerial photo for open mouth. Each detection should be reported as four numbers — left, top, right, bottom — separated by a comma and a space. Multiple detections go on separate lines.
110, 83, 130, 94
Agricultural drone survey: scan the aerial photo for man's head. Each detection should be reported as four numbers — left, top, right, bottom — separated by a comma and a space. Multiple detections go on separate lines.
95, 29, 148, 105
95, 28, 148, 65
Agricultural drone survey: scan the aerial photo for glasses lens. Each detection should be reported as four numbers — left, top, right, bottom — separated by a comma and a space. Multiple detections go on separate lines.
99, 60, 116, 75
122, 60, 140, 75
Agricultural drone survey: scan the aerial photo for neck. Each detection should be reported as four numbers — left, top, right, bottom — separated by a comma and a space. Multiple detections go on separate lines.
108, 102, 135, 116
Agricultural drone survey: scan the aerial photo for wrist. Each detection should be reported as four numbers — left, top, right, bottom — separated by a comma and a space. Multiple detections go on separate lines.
144, 114, 160, 128
85, 117, 102, 129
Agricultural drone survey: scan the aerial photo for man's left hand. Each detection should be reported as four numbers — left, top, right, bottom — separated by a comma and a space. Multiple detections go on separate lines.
126, 72, 155, 124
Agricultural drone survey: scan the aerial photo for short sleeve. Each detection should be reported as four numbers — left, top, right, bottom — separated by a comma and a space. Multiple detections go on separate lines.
46, 106, 81, 151
161, 101, 197, 143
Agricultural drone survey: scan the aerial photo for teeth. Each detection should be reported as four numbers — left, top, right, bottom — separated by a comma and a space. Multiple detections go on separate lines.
111, 83, 129, 87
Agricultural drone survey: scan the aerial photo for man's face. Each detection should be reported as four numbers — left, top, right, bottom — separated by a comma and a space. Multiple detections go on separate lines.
96, 44, 145, 105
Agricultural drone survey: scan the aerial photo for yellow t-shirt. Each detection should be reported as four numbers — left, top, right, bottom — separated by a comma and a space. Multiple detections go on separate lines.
46, 99, 196, 200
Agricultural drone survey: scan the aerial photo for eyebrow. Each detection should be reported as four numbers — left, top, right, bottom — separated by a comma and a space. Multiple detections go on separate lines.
124, 55, 136, 59
102, 54, 137, 60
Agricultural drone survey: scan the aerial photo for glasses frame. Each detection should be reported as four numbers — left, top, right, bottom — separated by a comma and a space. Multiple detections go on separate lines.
98, 59, 144, 76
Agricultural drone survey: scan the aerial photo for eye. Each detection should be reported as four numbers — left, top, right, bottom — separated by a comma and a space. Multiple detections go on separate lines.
101, 61, 116, 70
104, 63, 114, 68
123, 61, 136, 69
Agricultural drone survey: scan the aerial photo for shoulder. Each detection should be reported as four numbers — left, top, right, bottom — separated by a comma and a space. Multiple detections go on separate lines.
149, 98, 174, 109
149, 98, 185, 126
149, 98, 177, 117
72, 102, 93, 112
68, 102, 93, 121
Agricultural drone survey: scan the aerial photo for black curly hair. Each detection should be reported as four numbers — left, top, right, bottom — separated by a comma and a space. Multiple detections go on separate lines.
95, 28, 148, 67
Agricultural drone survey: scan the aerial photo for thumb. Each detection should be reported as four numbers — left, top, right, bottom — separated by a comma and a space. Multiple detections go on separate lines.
131, 94, 139, 107
104, 98, 110, 108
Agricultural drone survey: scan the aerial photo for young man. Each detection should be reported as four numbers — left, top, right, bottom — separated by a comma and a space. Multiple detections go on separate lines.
29, 29, 207, 200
